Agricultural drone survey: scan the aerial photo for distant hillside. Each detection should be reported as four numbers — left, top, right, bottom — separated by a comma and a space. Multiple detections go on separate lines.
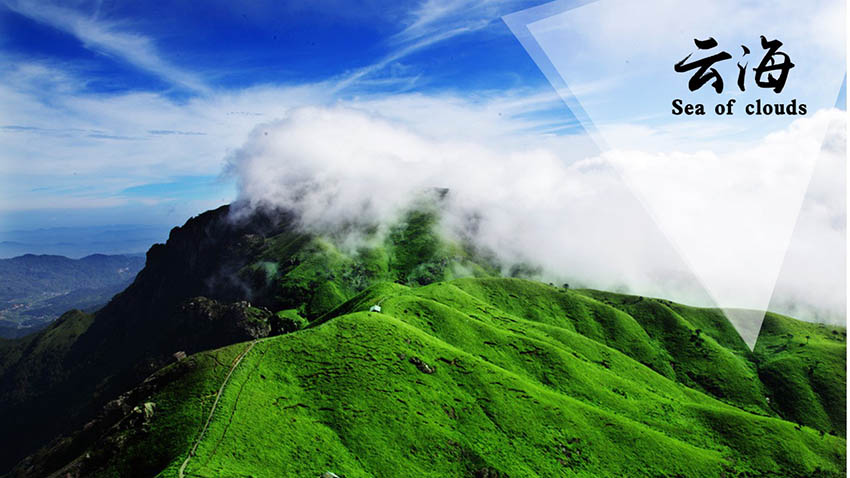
0, 254, 144, 338
0, 204, 844, 477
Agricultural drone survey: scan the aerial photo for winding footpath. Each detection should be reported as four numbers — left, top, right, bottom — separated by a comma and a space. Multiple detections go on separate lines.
177, 339, 258, 478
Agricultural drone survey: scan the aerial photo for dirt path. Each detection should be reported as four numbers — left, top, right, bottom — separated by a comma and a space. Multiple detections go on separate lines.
177, 339, 258, 478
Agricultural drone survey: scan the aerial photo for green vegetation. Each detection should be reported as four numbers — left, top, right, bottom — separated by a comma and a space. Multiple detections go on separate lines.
240, 207, 496, 321
0, 309, 95, 399
21, 344, 247, 478
0, 204, 844, 477
754, 314, 846, 437
51, 278, 844, 478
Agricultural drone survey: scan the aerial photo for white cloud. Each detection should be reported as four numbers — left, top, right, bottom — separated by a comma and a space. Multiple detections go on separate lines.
394, 0, 528, 43
226, 105, 846, 325
770, 117, 846, 323
1, 0, 209, 94
0, 59, 577, 217
336, 0, 527, 90
0, 45, 841, 328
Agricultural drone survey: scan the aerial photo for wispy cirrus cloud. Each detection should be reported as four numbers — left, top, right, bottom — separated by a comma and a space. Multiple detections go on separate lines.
1, 0, 209, 94
0, 55, 575, 225
393, 0, 523, 44
336, 0, 530, 90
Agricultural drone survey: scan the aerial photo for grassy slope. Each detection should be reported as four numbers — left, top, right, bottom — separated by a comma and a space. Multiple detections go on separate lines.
0, 205, 496, 474
104, 346, 247, 476
754, 314, 846, 437
581, 290, 847, 436
0, 310, 95, 404
4, 206, 844, 477
36, 344, 246, 478
79, 278, 843, 478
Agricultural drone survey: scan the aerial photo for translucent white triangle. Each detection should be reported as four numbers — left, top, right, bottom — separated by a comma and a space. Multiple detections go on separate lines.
505, 0, 845, 349
722, 309, 767, 350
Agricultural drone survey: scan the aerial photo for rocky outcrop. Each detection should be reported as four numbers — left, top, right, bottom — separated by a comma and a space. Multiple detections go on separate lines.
175, 297, 274, 345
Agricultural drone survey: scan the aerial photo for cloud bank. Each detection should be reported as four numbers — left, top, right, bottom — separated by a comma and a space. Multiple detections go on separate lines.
226, 106, 845, 325
0, 54, 573, 227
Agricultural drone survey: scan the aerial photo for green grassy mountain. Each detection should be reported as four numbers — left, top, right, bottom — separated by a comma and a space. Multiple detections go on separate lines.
0, 202, 493, 472
0, 203, 845, 477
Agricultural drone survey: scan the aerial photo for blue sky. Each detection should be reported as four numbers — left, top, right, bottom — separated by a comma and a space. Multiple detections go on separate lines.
0, 0, 565, 235
0, 1, 549, 95
1, 0, 844, 326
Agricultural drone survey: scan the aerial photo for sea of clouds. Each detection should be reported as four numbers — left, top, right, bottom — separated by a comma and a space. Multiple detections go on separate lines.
225, 105, 845, 325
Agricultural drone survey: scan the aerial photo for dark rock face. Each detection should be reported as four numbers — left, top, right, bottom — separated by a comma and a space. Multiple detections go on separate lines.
176, 297, 274, 345
0, 204, 295, 473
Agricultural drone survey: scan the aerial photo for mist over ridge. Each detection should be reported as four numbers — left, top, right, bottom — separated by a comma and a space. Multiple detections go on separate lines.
224, 106, 846, 325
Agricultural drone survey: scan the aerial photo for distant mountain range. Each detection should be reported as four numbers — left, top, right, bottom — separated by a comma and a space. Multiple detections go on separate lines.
0, 253, 145, 338
0, 224, 169, 259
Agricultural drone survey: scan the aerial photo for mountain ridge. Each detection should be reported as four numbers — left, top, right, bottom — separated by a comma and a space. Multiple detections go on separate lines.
0, 204, 844, 477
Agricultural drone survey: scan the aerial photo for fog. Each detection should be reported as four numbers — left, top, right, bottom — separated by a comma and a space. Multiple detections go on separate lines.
226, 106, 845, 325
